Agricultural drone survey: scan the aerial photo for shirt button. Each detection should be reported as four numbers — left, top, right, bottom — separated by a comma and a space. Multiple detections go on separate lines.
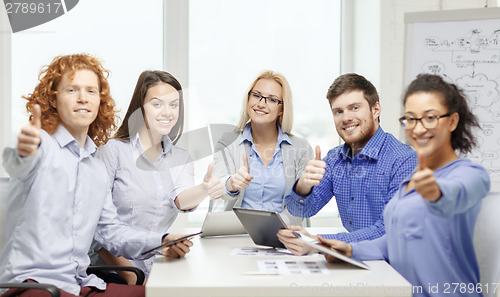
299, 199, 304, 203
351, 197, 354, 201
349, 221, 352, 225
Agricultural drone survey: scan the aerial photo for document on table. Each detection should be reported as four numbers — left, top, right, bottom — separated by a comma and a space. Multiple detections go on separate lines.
231, 247, 295, 257
257, 260, 330, 275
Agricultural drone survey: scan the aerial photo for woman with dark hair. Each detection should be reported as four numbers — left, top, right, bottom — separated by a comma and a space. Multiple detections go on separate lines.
317, 74, 490, 297
91, 70, 223, 283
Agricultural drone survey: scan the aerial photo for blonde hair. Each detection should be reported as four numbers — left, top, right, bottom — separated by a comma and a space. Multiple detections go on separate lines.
235, 70, 293, 133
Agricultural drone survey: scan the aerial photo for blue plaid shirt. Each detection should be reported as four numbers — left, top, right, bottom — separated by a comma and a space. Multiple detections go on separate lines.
285, 127, 417, 242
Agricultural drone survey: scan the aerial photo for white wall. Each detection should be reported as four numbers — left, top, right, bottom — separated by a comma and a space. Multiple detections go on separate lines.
378, 0, 500, 139
170, 0, 343, 229
344, 0, 499, 141
0, 4, 11, 177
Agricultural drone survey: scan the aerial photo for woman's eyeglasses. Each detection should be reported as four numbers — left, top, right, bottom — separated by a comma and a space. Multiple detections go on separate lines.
399, 113, 451, 130
249, 91, 283, 105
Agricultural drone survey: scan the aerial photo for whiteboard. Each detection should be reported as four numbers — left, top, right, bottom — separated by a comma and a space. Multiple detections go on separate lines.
404, 7, 500, 191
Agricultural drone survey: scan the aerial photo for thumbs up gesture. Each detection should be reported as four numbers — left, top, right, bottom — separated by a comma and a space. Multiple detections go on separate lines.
411, 154, 441, 202
17, 104, 42, 157
295, 146, 326, 196
203, 163, 224, 199
226, 153, 253, 193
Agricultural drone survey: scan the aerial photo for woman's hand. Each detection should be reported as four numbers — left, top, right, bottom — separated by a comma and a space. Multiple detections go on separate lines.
317, 236, 352, 263
203, 163, 224, 199
226, 153, 253, 192
412, 154, 441, 202
161, 234, 194, 258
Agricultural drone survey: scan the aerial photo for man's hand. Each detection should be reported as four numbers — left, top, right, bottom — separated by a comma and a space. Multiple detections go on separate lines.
295, 146, 326, 196
277, 226, 317, 256
226, 153, 253, 192
161, 234, 194, 258
203, 163, 224, 199
18, 104, 41, 157
317, 236, 352, 263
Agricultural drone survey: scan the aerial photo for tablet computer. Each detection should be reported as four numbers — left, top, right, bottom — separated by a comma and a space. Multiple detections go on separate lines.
141, 231, 202, 256
233, 208, 287, 249
200, 211, 247, 237
292, 232, 370, 270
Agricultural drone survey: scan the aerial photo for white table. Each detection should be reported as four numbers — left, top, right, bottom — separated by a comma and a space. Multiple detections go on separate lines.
146, 228, 412, 297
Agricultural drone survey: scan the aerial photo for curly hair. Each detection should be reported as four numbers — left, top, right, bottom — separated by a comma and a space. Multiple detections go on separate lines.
23, 54, 118, 146
403, 74, 480, 154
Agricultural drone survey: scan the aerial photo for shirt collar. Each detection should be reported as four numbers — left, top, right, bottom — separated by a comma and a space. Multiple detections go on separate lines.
340, 126, 385, 160
131, 132, 173, 155
240, 124, 291, 146
53, 125, 97, 157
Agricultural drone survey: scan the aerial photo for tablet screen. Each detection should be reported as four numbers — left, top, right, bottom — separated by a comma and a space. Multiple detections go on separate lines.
233, 208, 287, 249
141, 231, 202, 256
293, 232, 370, 270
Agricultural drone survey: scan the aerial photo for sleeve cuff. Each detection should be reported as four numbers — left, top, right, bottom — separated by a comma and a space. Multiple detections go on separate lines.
224, 176, 240, 196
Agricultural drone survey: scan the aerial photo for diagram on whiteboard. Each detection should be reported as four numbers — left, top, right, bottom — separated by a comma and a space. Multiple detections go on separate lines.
408, 19, 500, 178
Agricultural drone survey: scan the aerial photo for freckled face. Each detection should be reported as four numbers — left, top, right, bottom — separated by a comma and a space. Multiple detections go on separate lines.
55, 69, 100, 138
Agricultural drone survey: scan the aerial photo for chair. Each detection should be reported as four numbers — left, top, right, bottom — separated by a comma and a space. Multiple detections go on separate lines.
473, 191, 500, 297
86, 266, 145, 286
0, 177, 144, 297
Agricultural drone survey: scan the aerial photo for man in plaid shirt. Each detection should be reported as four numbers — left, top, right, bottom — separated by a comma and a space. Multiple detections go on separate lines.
278, 73, 417, 255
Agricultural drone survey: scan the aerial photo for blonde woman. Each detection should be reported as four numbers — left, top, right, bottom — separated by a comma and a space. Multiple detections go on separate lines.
210, 70, 313, 225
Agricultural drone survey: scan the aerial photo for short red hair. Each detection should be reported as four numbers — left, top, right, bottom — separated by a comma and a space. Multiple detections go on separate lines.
23, 54, 118, 146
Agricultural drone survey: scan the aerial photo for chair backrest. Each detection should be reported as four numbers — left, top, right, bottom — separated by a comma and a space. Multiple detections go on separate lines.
473, 191, 500, 297
0, 178, 9, 251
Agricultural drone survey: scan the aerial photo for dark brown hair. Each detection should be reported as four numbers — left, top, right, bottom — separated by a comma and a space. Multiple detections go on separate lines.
326, 73, 379, 108
113, 70, 184, 144
403, 74, 479, 154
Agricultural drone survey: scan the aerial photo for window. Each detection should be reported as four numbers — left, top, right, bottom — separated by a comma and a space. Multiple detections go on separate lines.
171, 0, 342, 228
10, 0, 164, 139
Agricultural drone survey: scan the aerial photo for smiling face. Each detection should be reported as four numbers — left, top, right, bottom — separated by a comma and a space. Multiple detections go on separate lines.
246, 78, 283, 127
143, 82, 180, 138
330, 90, 380, 151
54, 69, 101, 141
404, 92, 458, 160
